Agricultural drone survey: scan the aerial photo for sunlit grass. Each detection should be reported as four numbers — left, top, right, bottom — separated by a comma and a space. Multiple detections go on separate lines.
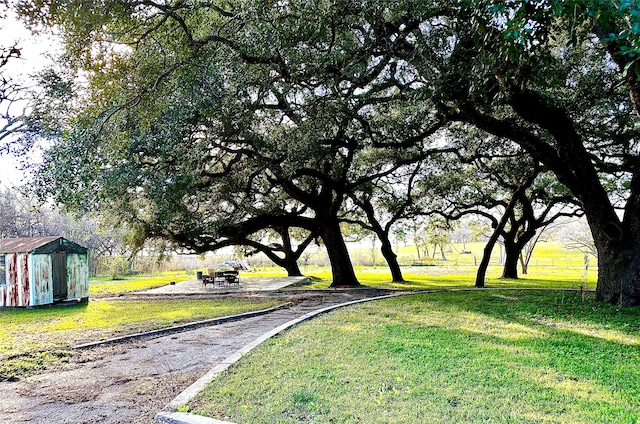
190, 290, 640, 423
0, 297, 280, 381
353, 241, 594, 267
89, 271, 192, 297
89, 268, 300, 297
301, 264, 596, 291
296, 241, 597, 290
241, 267, 290, 278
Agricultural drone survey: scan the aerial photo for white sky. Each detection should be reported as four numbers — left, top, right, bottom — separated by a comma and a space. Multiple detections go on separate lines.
1, 8, 60, 188
0, 155, 26, 186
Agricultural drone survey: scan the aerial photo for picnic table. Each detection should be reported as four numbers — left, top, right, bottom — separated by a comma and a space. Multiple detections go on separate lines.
199, 260, 248, 288
202, 270, 240, 287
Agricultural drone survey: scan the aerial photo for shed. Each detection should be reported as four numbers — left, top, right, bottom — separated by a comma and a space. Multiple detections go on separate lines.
0, 236, 89, 308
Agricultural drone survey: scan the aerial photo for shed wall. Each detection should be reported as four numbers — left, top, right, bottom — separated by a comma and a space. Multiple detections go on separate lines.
67, 253, 88, 299
0, 253, 30, 307
31, 254, 53, 306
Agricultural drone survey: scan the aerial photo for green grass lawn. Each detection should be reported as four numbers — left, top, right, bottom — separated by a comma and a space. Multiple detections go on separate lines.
0, 239, 603, 392
295, 241, 597, 290
397, 241, 594, 266
89, 271, 193, 297
0, 297, 281, 381
190, 290, 640, 423
300, 264, 596, 291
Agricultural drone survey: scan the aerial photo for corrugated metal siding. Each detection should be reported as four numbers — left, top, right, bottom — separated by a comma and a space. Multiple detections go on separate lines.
31, 254, 53, 306
0, 253, 31, 307
67, 253, 89, 299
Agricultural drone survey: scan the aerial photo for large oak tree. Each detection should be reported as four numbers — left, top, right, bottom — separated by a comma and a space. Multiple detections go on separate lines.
23, 0, 445, 287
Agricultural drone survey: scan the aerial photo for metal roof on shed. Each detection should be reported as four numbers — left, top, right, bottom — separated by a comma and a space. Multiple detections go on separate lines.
0, 236, 62, 253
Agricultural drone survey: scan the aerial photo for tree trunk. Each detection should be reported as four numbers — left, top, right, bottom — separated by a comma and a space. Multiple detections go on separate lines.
278, 226, 305, 277
447, 31, 640, 305
575, 170, 640, 306
476, 189, 523, 288
519, 229, 546, 275
501, 241, 519, 279
506, 89, 640, 305
592, 221, 640, 306
348, 194, 404, 282
283, 258, 303, 277
476, 236, 498, 288
519, 253, 529, 275
588, 169, 640, 306
321, 217, 361, 288
380, 237, 405, 282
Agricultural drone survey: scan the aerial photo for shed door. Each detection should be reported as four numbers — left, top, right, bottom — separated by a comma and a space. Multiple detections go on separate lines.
52, 253, 67, 300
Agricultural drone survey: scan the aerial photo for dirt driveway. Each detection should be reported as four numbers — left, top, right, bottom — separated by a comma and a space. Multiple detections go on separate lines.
0, 290, 392, 423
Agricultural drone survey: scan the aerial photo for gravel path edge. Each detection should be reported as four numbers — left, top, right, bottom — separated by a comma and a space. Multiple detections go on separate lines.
73, 302, 294, 350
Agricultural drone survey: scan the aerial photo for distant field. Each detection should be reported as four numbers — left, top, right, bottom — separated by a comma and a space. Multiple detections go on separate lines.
368, 241, 594, 268
292, 242, 597, 290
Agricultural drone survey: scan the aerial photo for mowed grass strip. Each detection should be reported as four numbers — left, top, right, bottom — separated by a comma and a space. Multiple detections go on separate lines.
0, 297, 280, 381
190, 291, 640, 424
89, 272, 192, 297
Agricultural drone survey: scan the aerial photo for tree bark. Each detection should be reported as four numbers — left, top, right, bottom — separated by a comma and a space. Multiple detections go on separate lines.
283, 259, 303, 277
591, 184, 640, 306
321, 217, 361, 288
594, 238, 640, 307
519, 253, 529, 275
476, 234, 498, 288
502, 231, 538, 279
476, 188, 523, 288
380, 237, 405, 282
501, 241, 519, 279
277, 226, 305, 277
